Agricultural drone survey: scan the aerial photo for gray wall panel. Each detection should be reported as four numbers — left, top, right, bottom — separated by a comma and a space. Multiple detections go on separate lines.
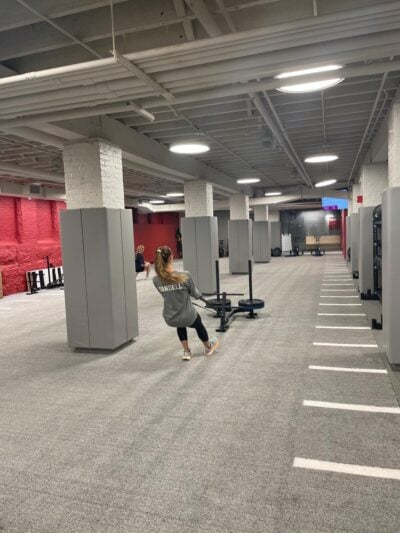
346, 215, 351, 261
253, 221, 271, 262
359, 206, 374, 296
121, 211, 139, 339
61, 207, 138, 351
351, 212, 360, 273
229, 220, 252, 273
61, 210, 90, 348
382, 187, 400, 365
270, 221, 281, 249
182, 216, 217, 293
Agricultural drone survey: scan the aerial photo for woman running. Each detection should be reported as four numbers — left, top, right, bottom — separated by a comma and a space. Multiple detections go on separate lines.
153, 245, 219, 361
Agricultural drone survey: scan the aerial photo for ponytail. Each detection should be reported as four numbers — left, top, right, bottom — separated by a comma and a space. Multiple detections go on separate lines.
154, 246, 187, 284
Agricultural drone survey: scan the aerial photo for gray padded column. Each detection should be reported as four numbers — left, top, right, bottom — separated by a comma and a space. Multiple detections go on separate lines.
228, 219, 253, 274
346, 216, 351, 262
350, 212, 359, 275
181, 216, 218, 293
253, 221, 271, 263
382, 187, 400, 366
358, 206, 375, 298
61, 208, 138, 351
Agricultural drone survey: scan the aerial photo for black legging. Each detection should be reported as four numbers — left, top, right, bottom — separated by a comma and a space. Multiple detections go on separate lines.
177, 313, 209, 343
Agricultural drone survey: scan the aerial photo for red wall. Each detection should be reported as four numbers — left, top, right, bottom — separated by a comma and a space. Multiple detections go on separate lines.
0, 200, 180, 295
133, 211, 180, 263
0, 196, 66, 295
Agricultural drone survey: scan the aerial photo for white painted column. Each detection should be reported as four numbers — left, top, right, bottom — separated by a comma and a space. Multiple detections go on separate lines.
181, 181, 218, 293
63, 138, 124, 209
229, 194, 252, 273
183, 180, 213, 217
254, 204, 269, 222
230, 193, 249, 220
358, 163, 388, 297
383, 102, 400, 364
61, 138, 138, 352
361, 163, 388, 207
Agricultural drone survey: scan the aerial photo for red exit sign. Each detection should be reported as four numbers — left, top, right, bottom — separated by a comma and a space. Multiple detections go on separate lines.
357, 195, 363, 203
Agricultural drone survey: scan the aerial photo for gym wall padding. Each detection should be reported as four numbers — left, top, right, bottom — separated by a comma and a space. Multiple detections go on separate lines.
228, 219, 253, 274
61, 208, 138, 351
253, 221, 271, 263
358, 206, 375, 296
351, 212, 360, 274
0, 195, 66, 295
382, 187, 400, 366
181, 216, 218, 294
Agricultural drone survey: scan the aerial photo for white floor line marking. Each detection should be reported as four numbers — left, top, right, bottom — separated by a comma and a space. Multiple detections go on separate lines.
293, 458, 400, 480
320, 296, 358, 299
303, 400, 400, 414
319, 303, 362, 306
308, 365, 387, 374
321, 290, 356, 292
313, 342, 378, 348
318, 313, 366, 316
0, 308, 12, 310
322, 284, 354, 286
13, 300, 39, 303
315, 326, 371, 330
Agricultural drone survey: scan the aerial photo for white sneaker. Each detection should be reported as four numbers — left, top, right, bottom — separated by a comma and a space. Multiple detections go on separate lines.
182, 350, 192, 361
205, 337, 219, 356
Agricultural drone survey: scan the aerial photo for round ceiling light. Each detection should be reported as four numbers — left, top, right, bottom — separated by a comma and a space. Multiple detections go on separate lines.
166, 192, 184, 197
236, 178, 261, 184
149, 199, 165, 204
305, 154, 339, 163
276, 65, 342, 79
169, 142, 210, 154
277, 78, 343, 93
275, 64, 344, 93
315, 179, 337, 188
264, 191, 282, 196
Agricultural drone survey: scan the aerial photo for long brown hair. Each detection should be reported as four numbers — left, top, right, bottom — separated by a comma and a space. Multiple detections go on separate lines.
154, 245, 187, 284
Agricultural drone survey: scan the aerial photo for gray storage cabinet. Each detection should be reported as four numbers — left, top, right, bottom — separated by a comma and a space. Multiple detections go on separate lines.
229, 219, 252, 274
253, 221, 271, 263
351, 212, 360, 274
181, 216, 218, 294
382, 187, 400, 365
61, 208, 139, 351
358, 206, 375, 297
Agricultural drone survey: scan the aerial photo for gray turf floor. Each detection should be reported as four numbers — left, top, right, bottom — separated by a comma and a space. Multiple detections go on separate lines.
0, 254, 399, 532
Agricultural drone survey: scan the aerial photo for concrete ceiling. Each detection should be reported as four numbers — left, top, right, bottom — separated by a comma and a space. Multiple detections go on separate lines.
0, 0, 398, 204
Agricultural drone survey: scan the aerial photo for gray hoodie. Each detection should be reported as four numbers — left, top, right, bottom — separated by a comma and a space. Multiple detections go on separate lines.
153, 271, 202, 327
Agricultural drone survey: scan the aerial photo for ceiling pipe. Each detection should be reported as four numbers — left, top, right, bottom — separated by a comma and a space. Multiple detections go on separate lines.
251, 93, 313, 188
1, 59, 400, 130
0, 2, 399, 90
347, 71, 389, 184
261, 89, 313, 187
0, 162, 65, 183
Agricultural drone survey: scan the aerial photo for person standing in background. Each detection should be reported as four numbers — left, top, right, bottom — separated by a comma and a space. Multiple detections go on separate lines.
135, 245, 151, 278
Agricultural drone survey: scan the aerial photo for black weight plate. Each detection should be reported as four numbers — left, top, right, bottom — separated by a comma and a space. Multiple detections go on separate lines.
206, 298, 232, 311
238, 298, 265, 310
